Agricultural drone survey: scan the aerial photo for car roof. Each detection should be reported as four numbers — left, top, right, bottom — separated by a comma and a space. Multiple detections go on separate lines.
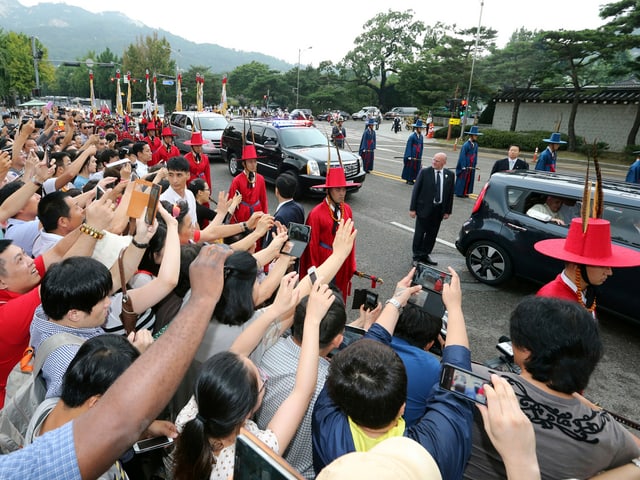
491, 170, 640, 204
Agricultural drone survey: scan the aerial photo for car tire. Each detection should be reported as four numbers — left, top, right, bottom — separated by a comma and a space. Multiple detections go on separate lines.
228, 151, 242, 176
465, 241, 513, 286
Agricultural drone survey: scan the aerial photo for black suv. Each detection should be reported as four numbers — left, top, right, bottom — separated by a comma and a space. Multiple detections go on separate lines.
455, 170, 640, 322
220, 119, 365, 196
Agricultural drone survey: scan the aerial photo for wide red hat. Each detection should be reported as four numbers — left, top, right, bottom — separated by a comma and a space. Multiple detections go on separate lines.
145, 120, 161, 131
534, 218, 640, 267
241, 145, 259, 160
184, 131, 211, 146
313, 167, 361, 189
160, 126, 176, 137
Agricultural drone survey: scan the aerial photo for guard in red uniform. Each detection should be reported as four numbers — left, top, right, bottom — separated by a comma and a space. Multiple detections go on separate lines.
151, 126, 180, 167
228, 145, 268, 224
299, 167, 359, 302
535, 218, 640, 316
184, 131, 212, 189
143, 120, 162, 156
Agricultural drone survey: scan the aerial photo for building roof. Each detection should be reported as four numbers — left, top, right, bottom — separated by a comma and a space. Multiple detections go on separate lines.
493, 83, 640, 104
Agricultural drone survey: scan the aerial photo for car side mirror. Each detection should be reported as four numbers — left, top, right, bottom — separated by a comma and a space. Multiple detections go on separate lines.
264, 140, 277, 147
186, 125, 192, 131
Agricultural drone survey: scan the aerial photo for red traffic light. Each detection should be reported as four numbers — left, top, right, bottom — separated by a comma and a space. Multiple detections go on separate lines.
460, 100, 468, 106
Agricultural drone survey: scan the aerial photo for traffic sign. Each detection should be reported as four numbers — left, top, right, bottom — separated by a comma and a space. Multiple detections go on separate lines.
449, 118, 461, 125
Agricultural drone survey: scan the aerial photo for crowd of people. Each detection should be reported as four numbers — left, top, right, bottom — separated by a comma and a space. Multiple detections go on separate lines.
0, 103, 639, 480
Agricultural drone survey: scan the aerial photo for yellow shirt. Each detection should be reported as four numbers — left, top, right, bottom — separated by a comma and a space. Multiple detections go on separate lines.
348, 416, 406, 452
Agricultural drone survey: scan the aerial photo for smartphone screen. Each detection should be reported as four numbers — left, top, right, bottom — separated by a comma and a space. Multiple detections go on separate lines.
412, 262, 452, 293
234, 432, 303, 480
287, 223, 311, 243
145, 183, 161, 225
307, 266, 317, 284
96, 185, 105, 200
132, 435, 173, 454
439, 363, 490, 405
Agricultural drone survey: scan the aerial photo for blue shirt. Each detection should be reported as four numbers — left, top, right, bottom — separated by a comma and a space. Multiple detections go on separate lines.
312, 323, 473, 480
0, 421, 81, 479
390, 335, 441, 427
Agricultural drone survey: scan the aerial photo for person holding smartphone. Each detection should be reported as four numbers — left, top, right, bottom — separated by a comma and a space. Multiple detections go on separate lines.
312, 266, 474, 480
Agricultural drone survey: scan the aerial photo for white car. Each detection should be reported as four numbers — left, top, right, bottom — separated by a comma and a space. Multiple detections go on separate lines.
352, 106, 380, 120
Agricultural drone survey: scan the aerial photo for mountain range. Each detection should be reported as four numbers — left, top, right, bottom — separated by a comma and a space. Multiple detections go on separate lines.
0, 0, 293, 73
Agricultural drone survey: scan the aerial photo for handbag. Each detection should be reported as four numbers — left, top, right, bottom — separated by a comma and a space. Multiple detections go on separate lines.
118, 247, 138, 334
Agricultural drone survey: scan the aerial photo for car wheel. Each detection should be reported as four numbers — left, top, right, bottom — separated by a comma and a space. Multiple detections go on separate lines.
228, 151, 242, 176
465, 241, 513, 286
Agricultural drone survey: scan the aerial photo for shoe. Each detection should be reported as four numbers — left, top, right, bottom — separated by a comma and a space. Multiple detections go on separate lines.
407, 180, 414, 185
423, 255, 438, 266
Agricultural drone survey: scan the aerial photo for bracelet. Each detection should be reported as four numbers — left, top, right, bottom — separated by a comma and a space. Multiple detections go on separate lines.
242, 221, 248, 232
131, 238, 149, 249
385, 298, 403, 312
79, 223, 105, 240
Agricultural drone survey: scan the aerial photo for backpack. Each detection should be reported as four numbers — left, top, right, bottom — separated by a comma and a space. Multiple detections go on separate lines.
0, 332, 84, 454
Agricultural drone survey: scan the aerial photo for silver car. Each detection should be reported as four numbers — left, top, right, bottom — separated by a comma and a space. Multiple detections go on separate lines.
170, 111, 228, 158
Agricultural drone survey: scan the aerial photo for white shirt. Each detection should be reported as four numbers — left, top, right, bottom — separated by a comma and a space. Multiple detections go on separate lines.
160, 186, 198, 226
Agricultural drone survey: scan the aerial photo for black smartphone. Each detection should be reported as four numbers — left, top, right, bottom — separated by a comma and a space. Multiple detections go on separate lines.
234, 431, 303, 480
439, 363, 490, 405
281, 223, 311, 257
145, 183, 161, 225
307, 266, 317, 284
96, 185, 106, 200
132, 435, 174, 454
412, 262, 452, 293
351, 289, 379, 310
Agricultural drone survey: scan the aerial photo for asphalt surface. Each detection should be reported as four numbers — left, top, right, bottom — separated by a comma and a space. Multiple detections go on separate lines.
208, 118, 640, 427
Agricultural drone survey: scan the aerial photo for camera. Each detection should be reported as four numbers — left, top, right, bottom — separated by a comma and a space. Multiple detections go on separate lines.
34, 119, 45, 129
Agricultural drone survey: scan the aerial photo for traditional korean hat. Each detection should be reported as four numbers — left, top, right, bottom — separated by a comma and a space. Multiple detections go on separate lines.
535, 152, 640, 268
184, 131, 211, 146
464, 125, 483, 136
412, 119, 426, 128
366, 117, 377, 125
542, 132, 567, 144
241, 144, 259, 161
160, 126, 176, 137
314, 167, 360, 189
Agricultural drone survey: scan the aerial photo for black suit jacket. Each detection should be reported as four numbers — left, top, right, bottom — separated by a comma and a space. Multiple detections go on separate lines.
410, 167, 454, 218
263, 199, 305, 247
490, 158, 529, 176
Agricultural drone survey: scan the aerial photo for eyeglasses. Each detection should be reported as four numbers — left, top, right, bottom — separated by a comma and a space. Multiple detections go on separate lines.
258, 367, 269, 394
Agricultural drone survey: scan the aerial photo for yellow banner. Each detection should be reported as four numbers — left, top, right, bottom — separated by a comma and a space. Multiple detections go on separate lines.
449, 118, 461, 125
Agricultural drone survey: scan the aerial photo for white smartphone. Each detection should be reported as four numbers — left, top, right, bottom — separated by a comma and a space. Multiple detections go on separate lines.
307, 266, 317, 284
132, 435, 174, 454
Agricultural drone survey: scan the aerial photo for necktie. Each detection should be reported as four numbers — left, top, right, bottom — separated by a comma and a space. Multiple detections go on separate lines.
435, 171, 441, 203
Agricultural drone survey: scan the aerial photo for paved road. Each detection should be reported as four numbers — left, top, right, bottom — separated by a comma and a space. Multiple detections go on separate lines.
208, 118, 640, 426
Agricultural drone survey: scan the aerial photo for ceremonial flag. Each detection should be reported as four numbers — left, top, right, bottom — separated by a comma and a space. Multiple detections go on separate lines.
126, 71, 132, 115
221, 75, 228, 115
115, 70, 123, 117
196, 73, 204, 112
153, 73, 158, 121
176, 73, 183, 112
89, 70, 96, 116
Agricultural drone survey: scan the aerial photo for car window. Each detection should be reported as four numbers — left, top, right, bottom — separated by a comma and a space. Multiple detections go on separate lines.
263, 128, 278, 145
279, 127, 327, 148
606, 205, 640, 247
247, 126, 265, 144
512, 189, 578, 227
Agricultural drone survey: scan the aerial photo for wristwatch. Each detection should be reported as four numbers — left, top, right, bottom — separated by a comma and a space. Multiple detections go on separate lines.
385, 298, 403, 312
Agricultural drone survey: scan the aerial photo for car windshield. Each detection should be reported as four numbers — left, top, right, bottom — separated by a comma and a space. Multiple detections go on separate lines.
279, 127, 328, 148
193, 116, 228, 131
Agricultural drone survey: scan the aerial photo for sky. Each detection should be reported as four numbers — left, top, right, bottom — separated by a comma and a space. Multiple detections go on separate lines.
19, 0, 609, 67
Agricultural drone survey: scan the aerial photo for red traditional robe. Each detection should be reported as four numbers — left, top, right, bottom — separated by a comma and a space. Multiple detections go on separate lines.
185, 151, 212, 189
228, 172, 268, 223
151, 143, 181, 167
299, 200, 356, 303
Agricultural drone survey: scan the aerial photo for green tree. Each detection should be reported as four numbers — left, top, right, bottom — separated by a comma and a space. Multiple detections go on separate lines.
478, 29, 557, 130
4, 32, 54, 100
0, 29, 10, 104
339, 10, 425, 111
541, 26, 640, 150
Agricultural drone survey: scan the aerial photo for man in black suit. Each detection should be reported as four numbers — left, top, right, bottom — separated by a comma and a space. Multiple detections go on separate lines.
409, 152, 454, 266
490, 144, 529, 176
264, 172, 305, 247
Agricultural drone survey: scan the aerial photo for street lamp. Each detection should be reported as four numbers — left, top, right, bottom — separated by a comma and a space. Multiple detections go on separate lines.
296, 46, 312, 109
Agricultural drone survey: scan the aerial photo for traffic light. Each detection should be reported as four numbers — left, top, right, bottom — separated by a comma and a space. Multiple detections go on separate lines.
460, 99, 468, 117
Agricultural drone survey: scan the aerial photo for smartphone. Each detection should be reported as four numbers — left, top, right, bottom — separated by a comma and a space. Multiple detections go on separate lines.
280, 223, 311, 257
144, 183, 161, 225
234, 430, 304, 480
497, 341, 514, 358
351, 288, 379, 310
307, 266, 317, 284
439, 363, 490, 405
132, 435, 174, 454
412, 262, 452, 293
96, 185, 106, 200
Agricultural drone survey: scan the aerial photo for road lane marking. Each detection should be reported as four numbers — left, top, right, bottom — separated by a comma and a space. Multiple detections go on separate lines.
389, 221, 457, 249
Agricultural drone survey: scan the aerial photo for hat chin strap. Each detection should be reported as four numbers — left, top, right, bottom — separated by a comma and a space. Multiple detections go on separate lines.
578, 264, 597, 309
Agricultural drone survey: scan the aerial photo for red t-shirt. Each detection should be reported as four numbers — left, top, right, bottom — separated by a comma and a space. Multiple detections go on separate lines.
0, 255, 45, 408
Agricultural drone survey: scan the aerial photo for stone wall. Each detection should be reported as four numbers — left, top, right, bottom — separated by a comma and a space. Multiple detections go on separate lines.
492, 101, 639, 152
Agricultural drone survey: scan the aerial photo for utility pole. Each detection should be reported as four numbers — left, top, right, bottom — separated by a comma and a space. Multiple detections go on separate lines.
459, 0, 485, 139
